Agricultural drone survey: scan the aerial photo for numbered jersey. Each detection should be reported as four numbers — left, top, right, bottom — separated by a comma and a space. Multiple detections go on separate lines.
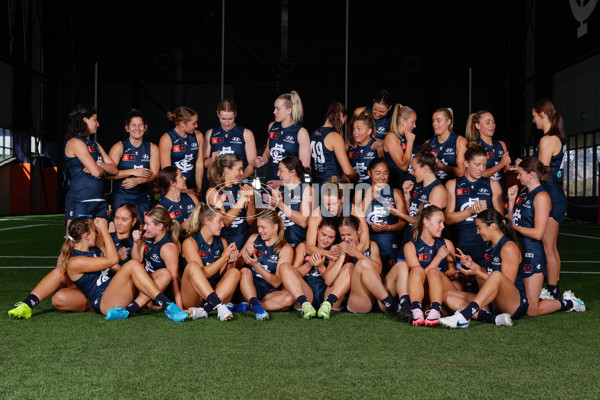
144, 233, 172, 273
167, 128, 199, 186
278, 183, 306, 247
157, 193, 196, 225
114, 139, 152, 202
71, 248, 112, 312
454, 176, 493, 246
209, 124, 248, 170
412, 237, 448, 272
348, 138, 378, 184
219, 183, 250, 250
512, 185, 546, 264
266, 122, 302, 182
311, 127, 341, 183
429, 132, 460, 183
110, 232, 134, 266
478, 138, 504, 181
534, 139, 566, 184
65, 135, 105, 201
366, 106, 392, 140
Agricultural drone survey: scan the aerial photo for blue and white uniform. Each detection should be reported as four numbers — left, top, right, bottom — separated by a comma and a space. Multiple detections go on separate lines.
348, 138, 378, 184
411, 237, 448, 272
301, 247, 330, 306
364, 188, 399, 273
478, 138, 505, 182
251, 237, 281, 300
429, 133, 460, 184
167, 128, 200, 188
278, 183, 306, 248
383, 133, 414, 189
110, 232, 134, 266
143, 233, 172, 273
112, 139, 152, 221
189, 231, 225, 287
219, 184, 250, 250
157, 193, 196, 226
366, 106, 392, 140
512, 185, 547, 277
71, 248, 111, 314
311, 127, 341, 183
209, 124, 248, 171
534, 140, 567, 222
266, 122, 302, 182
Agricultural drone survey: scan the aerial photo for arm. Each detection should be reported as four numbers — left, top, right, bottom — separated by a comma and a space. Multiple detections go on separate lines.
68, 219, 119, 275
443, 239, 458, 278
194, 130, 205, 191
371, 189, 407, 233
255, 122, 275, 168
452, 136, 467, 177
241, 128, 258, 180
243, 185, 256, 227
384, 133, 407, 170
180, 193, 200, 232
482, 141, 511, 178
330, 133, 357, 179
429, 185, 448, 209
443, 179, 483, 225
159, 133, 172, 169
67, 139, 105, 178
297, 127, 312, 172
499, 242, 521, 283
351, 205, 371, 253
514, 192, 551, 241
96, 143, 118, 176
403, 241, 421, 270
292, 243, 312, 277
491, 180, 504, 214
203, 129, 214, 169
206, 187, 246, 228
160, 242, 183, 309
130, 230, 144, 262
272, 185, 312, 228
321, 251, 346, 286
537, 135, 559, 167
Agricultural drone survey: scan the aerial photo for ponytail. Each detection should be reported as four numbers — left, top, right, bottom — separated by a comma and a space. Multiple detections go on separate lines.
389, 103, 416, 136
207, 154, 243, 188
325, 101, 347, 136
533, 98, 566, 141
61, 217, 94, 272
412, 203, 443, 242
186, 202, 220, 236
476, 209, 521, 251
145, 207, 182, 251
277, 91, 304, 123
464, 141, 487, 161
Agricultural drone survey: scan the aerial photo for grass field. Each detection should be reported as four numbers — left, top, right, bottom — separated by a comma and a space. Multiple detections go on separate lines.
1, 215, 600, 399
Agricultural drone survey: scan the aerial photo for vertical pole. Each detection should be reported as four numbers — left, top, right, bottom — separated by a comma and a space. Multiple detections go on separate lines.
468, 67, 472, 115
94, 62, 98, 140
344, 0, 349, 140
221, 0, 225, 100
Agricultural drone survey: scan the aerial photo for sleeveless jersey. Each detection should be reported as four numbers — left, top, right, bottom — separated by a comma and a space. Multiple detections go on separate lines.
302, 247, 331, 279
366, 106, 392, 140
478, 138, 504, 181
209, 124, 248, 170
311, 126, 341, 182
65, 135, 105, 201
512, 185, 546, 266
191, 231, 225, 282
412, 237, 448, 272
252, 237, 280, 281
110, 232, 134, 266
71, 248, 111, 312
144, 232, 172, 273
384, 133, 414, 188
534, 139, 566, 185
113, 139, 152, 203
365, 187, 399, 267
348, 138, 378, 184
454, 176, 493, 246
429, 132, 460, 183
167, 128, 199, 185
266, 122, 302, 182
219, 183, 250, 250
484, 235, 526, 299
401, 179, 444, 248
278, 183, 306, 247
157, 193, 196, 225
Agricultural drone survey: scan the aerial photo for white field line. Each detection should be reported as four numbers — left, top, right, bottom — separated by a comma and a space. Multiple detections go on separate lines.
0, 224, 53, 231
559, 233, 600, 240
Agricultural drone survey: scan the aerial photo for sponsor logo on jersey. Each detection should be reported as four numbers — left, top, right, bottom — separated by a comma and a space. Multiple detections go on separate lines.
169, 210, 181, 219
284, 135, 295, 143
366, 152, 375, 157
231, 136, 242, 143
478, 188, 489, 194
269, 131, 278, 139
457, 188, 469, 195
173, 145, 185, 152
212, 137, 223, 144
122, 154, 135, 161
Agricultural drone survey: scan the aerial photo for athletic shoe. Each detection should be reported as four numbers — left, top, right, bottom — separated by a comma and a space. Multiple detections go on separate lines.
232, 302, 250, 312
495, 313, 513, 327
396, 306, 413, 324
439, 310, 470, 329
188, 307, 208, 320
317, 301, 332, 319
253, 304, 269, 321
225, 302, 235, 312
424, 309, 440, 327
165, 302, 188, 322
216, 304, 234, 321
539, 287, 554, 300
563, 290, 586, 312
301, 301, 317, 319
8, 302, 32, 320
411, 308, 425, 326
105, 306, 129, 321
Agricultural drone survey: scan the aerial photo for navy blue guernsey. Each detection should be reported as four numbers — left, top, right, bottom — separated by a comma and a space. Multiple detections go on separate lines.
401, 179, 444, 249
384, 133, 414, 188
191, 231, 225, 282
311, 127, 341, 183
113, 139, 152, 203
366, 106, 392, 140
167, 128, 199, 186
302, 248, 331, 279
144, 233, 172, 273
429, 133, 460, 183
348, 138, 378, 184
219, 183, 250, 250
412, 237, 448, 272
278, 183, 306, 247
365, 187, 399, 268
252, 237, 280, 284
71, 248, 111, 313
157, 193, 196, 225
512, 185, 546, 267
210, 124, 248, 170
534, 140, 566, 185
266, 122, 302, 182
65, 135, 105, 201
485, 236, 526, 299
110, 232, 134, 266
478, 138, 505, 181
454, 176, 493, 246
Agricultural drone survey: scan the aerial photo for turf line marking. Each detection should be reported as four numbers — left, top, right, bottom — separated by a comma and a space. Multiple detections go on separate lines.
0, 266, 55, 269
0, 224, 52, 231
0, 256, 57, 258
562, 261, 600, 263
559, 233, 600, 240
561, 271, 600, 274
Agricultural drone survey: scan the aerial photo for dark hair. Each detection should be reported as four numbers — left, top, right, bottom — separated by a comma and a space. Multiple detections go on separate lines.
124, 109, 148, 139
158, 166, 181, 193
325, 101, 347, 136
206, 154, 243, 187
348, 110, 376, 146
533, 98, 566, 141
317, 217, 340, 246
519, 157, 551, 181
217, 99, 237, 114
280, 156, 306, 179
412, 203, 443, 242
167, 106, 197, 126
464, 142, 487, 162
60, 216, 94, 272
368, 157, 388, 172
433, 107, 454, 133
339, 215, 360, 232
373, 90, 393, 107
476, 209, 520, 249
65, 104, 97, 142
465, 110, 492, 142
412, 147, 438, 174
115, 203, 141, 231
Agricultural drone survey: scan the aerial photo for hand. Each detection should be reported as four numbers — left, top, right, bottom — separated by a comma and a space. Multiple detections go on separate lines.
371, 138, 384, 151
340, 241, 359, 258
223, 242, 237, 260
388, 204, 402, 218
435, 245, 449, 260
455, 248, 475, 275
402, 180, 414, 194
83, 167, 91, 174
266, 180, 282, 190
470, 200, 487, 215
243, 242, 256, 258
132, 229, 142, 242
405, 130, 416, 142
267, 189, 283, 208
241, 250, 258, 267
327, 244, 341, 261
445, 268, 458, 279
507, 185, 518, 203
371, 222, 390, 232
94, 217, 109, 232
132, 168, 153, 178
121, 177, 139, 189
309, 252, 324, 267
211, 151, 220, 160
240, 184, 255, 200
254, 156, 265, 169
508, 158, 522, 172
500, 152, 511, 168
117, 246, 128, 261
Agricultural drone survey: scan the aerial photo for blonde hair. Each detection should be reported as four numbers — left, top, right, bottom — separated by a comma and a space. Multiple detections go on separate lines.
277, 90, 303, 123
61, 217, 94, 272
186, 202, 220, 236
412, 203, 443, 242
465, 110, 492, 142
389, 104, 416, 135
145, 207, 181, 251
167, 106, 197, 126
433, 107, 454, 133
206, 154, 243, 188
257, 210, 287, 255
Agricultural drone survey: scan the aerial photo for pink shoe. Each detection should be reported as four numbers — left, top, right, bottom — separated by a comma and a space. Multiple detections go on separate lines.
424, 309, 440, 327
412, 308, 425, 326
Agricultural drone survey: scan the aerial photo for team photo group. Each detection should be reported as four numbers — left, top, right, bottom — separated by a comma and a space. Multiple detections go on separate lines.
7, 89, 586, 328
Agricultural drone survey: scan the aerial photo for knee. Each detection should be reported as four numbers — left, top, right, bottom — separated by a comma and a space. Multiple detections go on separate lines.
154, 269, 173, 285
426, 268, 441, 279
225, 268, 241, 280
410, 266, 425, 278
241, 267, 253, 280
51, 290, 69, 311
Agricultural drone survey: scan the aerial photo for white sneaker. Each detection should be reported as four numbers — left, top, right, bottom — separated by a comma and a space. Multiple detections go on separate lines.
188, 307, 208, 320
216, 303, 233, 321
439, 310, 470, 329
562, 290, 586, 312
494, 313, 513, 327
539, 287, 554, 300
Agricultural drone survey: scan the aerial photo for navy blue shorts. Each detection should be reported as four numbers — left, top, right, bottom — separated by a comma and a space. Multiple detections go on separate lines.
305, 275, 327, 306
71, 200, 110, 220
511, 296, 529, 320
253, 276, 277, 300
521, 257, 546, 278
541, 181, 567, 222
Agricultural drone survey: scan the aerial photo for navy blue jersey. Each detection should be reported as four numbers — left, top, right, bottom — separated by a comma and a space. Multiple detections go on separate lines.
65, 135, 105, 201
71, 248, 111, 313
252, 237, 279, 282
478, 138, 504, 181
366, 106, 392, 140
144, 232, 172, 273
484, 235, 526, 299
209, 124, 248, 170
157, 193, 196, 225
191, 231, 225, 283
113, 139, 152, 203
384, 133, 414, 189
429, 133, 460, 183
454, 176, 493, 247
411, 237, 448, 272
400, 179, 444, 251
348, 138, 378, 184
219, 184, 250, 250
110, 232, 134, 266
534, 139, 566, 185
266, 122, 302, 182
278, 183, 306, 247
311, 127, 341, 183
301, 249, 331, 279
167, 128, 199, 186
512, 185, 546, 268
365, 187, 399, 269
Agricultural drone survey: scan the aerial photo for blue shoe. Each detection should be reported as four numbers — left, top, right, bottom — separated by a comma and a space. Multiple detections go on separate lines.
225, 302, 235, 312
165, 302, 188, 322
232, 302, 250, 312
105, 306, 129, 321
253, 304, 269, 321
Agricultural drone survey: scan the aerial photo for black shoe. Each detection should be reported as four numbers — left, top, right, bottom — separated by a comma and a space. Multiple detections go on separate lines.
396, 305, 413, 323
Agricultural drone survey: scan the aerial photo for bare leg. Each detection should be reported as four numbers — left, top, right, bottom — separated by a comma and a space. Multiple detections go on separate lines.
323, 263, 354, 310
214, 269, 241, 303
407, 266, 426, 303
261, 289, 295, 311
542, 217, 561, 287
134, 269, 172, 309
240, 268, 258, 301
52, 288, 92, 312
524, 274, 562, 316
472, 271, 521, 317
180, 261, 221, 308
279, 263, 313, 307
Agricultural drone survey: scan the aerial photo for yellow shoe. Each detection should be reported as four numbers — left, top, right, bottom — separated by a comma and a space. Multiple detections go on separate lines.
301, 301, 316, 319
317, 301, 332, 319
8, 302, 32, 320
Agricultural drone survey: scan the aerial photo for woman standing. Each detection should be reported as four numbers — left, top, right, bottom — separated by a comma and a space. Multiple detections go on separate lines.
383, 104, 417, 189
424, 107, 467, 184
347, 111, 383, 184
